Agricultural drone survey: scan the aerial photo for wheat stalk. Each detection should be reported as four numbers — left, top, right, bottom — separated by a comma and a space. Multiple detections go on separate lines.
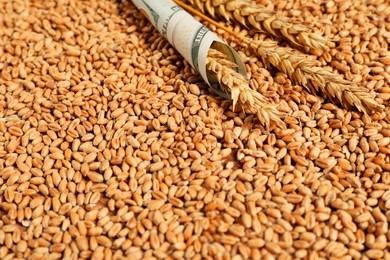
186, 0, 329, 55
206, 48, 285, 129
174, 0, 383, 115
244, 39, 383, 114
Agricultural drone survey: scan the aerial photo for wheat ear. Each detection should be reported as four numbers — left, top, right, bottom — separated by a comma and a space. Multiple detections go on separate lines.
186, 0, 329, 55
174, 0, 383, 114
245, 39, 383, 114
206, 48, 285, 129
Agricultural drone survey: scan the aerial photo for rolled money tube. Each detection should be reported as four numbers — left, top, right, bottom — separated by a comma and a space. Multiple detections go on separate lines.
131, 0, 247, 99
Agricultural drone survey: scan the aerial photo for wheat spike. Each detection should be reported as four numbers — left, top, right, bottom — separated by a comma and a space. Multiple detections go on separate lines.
174, 0, 383, 114
187, 0, 328, 55
245, 39, 383, 114
206, 48, 285, 129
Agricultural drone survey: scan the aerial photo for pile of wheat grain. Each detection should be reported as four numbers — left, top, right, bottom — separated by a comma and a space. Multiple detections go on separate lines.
0, 0, 389, 259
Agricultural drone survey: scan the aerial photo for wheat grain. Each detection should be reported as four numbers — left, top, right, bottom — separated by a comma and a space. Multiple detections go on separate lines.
206, 48, 285, 128
244, 38, 384, 114
0, 117, 20, 122
187, 0, 329, 54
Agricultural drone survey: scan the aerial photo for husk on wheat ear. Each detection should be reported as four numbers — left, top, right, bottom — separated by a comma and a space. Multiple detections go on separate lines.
206, 48, 285, 129
186, 0, 329, 55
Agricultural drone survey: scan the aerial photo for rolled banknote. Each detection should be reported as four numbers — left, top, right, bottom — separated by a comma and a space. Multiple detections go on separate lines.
131, 0, 247, 99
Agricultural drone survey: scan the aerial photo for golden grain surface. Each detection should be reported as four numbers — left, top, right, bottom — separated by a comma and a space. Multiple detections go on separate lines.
0, 0, 390, 259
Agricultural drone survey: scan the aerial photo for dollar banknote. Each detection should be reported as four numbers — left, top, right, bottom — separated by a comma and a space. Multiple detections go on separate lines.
131, 0, 247, 99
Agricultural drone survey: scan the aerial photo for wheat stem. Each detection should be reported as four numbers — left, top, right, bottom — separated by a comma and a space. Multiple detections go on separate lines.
174, 0, 222, 29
